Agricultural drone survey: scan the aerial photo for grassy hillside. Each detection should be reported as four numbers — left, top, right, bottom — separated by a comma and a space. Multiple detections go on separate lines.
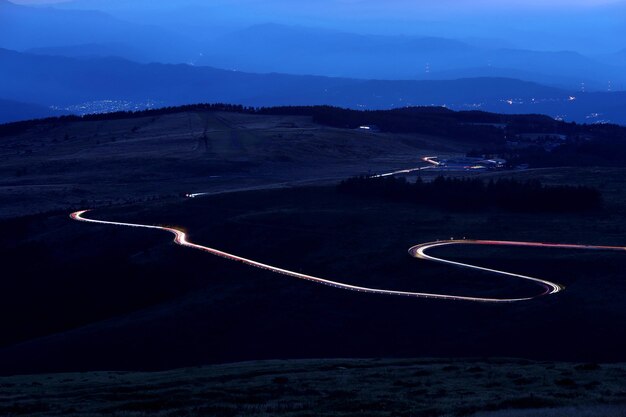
0, 110, 462, 219
3, 179, 626, 373
2, 108, 626, 379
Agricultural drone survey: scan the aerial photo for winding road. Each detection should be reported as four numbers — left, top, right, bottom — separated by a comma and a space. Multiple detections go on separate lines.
70, 209, 626, 303
69, 158, 625, 303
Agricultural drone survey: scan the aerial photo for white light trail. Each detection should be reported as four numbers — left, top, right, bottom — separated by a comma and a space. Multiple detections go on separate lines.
67, 211, 619, 303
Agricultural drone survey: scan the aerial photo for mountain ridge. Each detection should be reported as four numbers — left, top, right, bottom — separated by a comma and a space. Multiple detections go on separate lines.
2, 47, 626, 124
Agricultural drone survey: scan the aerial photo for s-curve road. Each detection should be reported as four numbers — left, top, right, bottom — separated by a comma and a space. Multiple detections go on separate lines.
71, 210, 623, 303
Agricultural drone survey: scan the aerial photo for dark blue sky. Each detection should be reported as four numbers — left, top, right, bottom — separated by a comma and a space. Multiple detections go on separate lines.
11, 0, 624, 9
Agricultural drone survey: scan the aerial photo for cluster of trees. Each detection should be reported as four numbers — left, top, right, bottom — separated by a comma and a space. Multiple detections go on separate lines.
308, 106, 507, 143
338, 175, 602, 212
503, 139, 626, 168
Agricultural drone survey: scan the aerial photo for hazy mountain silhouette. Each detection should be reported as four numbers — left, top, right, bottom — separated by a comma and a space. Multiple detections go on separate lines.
0, 47, 561, 105
199, 24, 477, 79
0, 0, 198, 63
58, 0, 626, 59
427, 67, 586, 91
4, 1, 624, 90
25, 43, 147, 62
0, 99, 57, 124
0, 0, 626, 91
595, 49, 626, 70
1, 48, 625, 125
196, 23, 625, 89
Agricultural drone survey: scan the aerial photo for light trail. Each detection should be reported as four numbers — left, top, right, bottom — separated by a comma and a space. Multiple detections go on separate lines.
189, 156, 439, 197
69, 210, 626, 303
371, 158, 439, 178
69, 155, 623, 303
423, 156, 441, 166
371, 165, 433, 178
370, 157, 439, 178
408, 241, 562, 301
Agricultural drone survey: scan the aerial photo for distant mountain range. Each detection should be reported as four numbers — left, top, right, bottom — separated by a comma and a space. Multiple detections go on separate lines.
2, 1, 625, 91
0, 99, 59, 124
0, 0, 200, 63
25, 43, 147, 62
2, 48, 626, 125
198, 23, 626, 90
55, 0, 626, 54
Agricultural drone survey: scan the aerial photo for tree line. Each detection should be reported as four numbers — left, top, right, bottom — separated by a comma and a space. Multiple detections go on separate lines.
338, 175, 602, 212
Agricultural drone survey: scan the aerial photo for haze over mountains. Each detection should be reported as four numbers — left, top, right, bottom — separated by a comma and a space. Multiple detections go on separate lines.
197, 23, 625, 87
0, 0, 199, 62
1, 0, 625, 124
4, 47, 626, 125
49, 0, 626, 53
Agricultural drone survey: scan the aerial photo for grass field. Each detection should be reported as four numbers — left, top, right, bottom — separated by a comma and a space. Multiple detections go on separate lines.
1, 358, 625, 417
2, 182, 626, 374
2, 111, 626, 415
0, 111, 460, 219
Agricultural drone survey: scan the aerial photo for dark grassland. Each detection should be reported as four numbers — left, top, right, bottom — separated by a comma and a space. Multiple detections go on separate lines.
2, 109, 626, 415
0, 110, 455, 219
1, 359, 625, 417
2, 181, 626, 374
